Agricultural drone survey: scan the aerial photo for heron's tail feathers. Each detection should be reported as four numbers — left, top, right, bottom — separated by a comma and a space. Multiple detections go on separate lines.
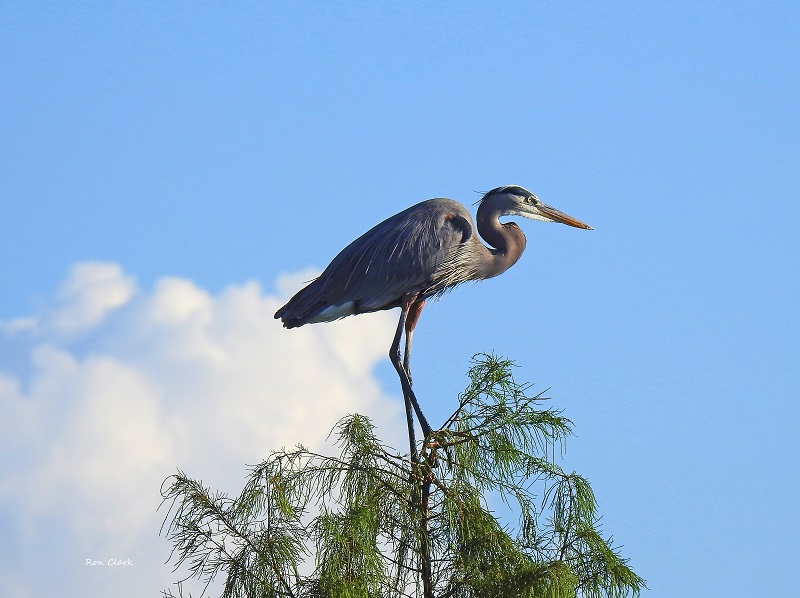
276, 278, 360, 328
274, 280, 327, 328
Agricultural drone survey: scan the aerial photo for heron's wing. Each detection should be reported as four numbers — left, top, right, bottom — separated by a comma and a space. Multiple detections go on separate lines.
275, 199, 476, 325
321, 198, 473, 305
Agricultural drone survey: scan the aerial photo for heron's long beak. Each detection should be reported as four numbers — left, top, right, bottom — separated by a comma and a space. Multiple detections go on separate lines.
538, 203, 593, 230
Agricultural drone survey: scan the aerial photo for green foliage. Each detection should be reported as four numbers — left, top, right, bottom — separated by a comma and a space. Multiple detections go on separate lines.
161, 354, 645, 598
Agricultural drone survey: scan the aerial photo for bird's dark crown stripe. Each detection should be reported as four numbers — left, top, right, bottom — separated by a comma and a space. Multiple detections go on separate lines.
483, 185, 530, 199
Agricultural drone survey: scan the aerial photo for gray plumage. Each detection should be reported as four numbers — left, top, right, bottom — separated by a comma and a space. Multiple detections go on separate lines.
275, 198, 478, 327
275, 185, 592, 457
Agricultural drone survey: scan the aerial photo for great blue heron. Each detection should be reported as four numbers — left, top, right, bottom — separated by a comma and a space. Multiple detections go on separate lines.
275, 185, 592, 456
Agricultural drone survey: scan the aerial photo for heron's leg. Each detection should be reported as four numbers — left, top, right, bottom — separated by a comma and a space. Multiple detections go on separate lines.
396, 295, 432, 439
403, 298, 426, 386
403, 396, 416, 462
390, 304, 418, 459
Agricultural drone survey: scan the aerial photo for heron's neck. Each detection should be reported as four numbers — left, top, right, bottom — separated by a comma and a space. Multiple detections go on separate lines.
476, 203, 527, 279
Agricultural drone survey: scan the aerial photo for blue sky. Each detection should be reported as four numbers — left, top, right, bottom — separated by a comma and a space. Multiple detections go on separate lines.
1, 2, 798, 596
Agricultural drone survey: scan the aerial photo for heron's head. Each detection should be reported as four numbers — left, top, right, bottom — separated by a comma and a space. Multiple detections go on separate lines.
481, 185, 593, 230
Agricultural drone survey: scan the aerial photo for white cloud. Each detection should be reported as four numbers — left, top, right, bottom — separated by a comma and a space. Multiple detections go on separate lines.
49, 262, 137, 333
0, 263, 404, 597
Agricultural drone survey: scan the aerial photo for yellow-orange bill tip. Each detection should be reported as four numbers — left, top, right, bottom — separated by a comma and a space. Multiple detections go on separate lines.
539, 204, 593, 230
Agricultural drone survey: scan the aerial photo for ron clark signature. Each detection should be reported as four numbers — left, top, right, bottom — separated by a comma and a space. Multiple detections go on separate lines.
85, 558, 133, 566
